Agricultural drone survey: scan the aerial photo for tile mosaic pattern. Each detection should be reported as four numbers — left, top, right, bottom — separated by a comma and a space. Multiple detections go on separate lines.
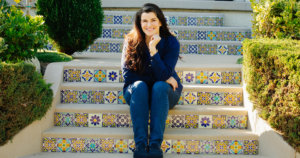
43, 137, 258, 155
54, 112, 247, 129
61, 89, 243, 106
63, 69, 242, 85
104, 14, 223, 26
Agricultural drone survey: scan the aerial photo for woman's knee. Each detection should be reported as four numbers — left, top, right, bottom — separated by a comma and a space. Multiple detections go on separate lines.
132, 81, 149, 94
152, 81, 170, 94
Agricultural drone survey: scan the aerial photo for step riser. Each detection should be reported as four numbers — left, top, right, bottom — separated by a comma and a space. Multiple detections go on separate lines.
42, 137, 258, 155
64, 69, 242, 85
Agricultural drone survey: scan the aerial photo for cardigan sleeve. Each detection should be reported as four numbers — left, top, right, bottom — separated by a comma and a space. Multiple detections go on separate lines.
150, 36, 180, 81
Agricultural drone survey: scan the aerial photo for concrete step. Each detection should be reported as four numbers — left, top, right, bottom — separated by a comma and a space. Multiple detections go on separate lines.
100, 24, 251, 41
103, 11, 224, 26
78, 38, 243, 56
60, 83, 243, 106
41, 127, 259, 155
54, 104, 248, 129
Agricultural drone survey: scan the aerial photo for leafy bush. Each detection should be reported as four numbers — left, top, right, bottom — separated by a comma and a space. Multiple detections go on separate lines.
0, 62, 53, 146
35, 51, 72, 63
250, 0, 300, 40
36, 0, 104, 55
0, 37, 7, 54
243, 38, 300, 152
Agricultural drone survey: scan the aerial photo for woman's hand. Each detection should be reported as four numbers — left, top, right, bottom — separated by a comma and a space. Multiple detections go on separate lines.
149, 34, 161, 56
166, 76, 178, 91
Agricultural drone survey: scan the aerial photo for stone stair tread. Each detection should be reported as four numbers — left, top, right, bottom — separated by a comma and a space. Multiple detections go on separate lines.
43, 127, 257, 140
21, 152, 269, 158
56, 104, 247, 115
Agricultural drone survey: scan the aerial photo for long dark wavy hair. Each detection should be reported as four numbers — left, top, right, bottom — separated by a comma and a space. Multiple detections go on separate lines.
124, 3, 173, 74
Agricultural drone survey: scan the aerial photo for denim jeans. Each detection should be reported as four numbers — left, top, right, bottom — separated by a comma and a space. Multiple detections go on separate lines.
124, 81, 181, 147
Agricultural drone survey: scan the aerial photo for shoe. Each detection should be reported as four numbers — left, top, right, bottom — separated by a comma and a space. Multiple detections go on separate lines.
148, 144, 163, 158
134, 143, 148, 158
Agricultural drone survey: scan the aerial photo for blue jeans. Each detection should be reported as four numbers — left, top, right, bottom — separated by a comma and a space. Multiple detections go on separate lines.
124, 81, 181, 147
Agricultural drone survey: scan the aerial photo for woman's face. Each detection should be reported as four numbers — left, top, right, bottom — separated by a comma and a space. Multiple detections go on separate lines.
141, 12, 161, 38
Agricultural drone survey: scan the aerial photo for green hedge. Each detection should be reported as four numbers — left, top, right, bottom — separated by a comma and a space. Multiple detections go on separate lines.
243, 38, 300, 152
0, 62, 53, 146
35, 51, 72, 63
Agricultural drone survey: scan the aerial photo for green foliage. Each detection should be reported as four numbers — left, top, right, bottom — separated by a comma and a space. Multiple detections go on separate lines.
0, 5, 48, 63
0, 62, 53, 146
36, 0, 104, 55
35, 51, 72, 62
236, 57, 243, 64
243, 38, 300, 152
250, 0, 300, 40
0, 37, 7, 54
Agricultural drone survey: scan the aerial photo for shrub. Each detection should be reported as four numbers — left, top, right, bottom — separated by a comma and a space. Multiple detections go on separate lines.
35, 51, 72, 63
250, 0, 300, 40
0, 62, 53, 146
0, 37, 7, 54
243, 38, 300, 152
36, 0, 104, 55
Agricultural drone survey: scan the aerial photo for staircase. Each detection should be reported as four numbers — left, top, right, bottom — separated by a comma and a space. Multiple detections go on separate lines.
21, 3, 270, 158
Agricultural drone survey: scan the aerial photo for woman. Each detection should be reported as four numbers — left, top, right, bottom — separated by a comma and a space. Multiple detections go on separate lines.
121, 3, 182, 158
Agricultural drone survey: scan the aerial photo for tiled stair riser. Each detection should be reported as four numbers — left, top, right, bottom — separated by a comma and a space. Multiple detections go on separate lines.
64, 69, 242, 85
87, 41, 243, 55
104, 14, 224, 26
42, 137, 258, 155
61, 90, 243, 106
54, 112, 247, 129
101, 28, 251, 41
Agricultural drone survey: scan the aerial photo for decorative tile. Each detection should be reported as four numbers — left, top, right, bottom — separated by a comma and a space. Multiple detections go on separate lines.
185, 115, 199, 128
217, 45, 228, 55
187, 17, 197, 26
183, 71, 195, 83
228, 45, 237, 55
114, 139, 128, 153
85, 138, 100, 153
216, 17, 223, 26
178, 93, 184, 105
168, 16, 177, 26
246, 31, 252, 38
197, 31, 207, 40
197, 92, 211, 105
102, 29, 112, 38
61, 113, 75, 127
235, 32, 245, 41
118, 91, 126, 104
110, 43, 121, 52
198, 45, 208, 54
102, 113, 116, 127
116, 113, 130, 128
199, 115, 212, 128
207, 31, 216, 41
208, 72, 221, 84
208, 45, 217, 55
61, 90, 78, 103
91, 91, 105, 104
63, 69, 69, 82
207, 17, 216, 26
188, 44, 198, 54
239, 115, 248, 129
226, 32, 236, 41
180, 44, 188, 54
104, 15, 114, 24
71, 138, 85, 152
105, 91, 118, 104
94, 70, 106, 82
224, 93, 236, 106
43, 137, 57, 152
78, 90, 91, 104
229, 140, 244, 154
128, 139, 135, 153
200, 140, 215, 154
57, 138, 72, 152
215, 140, 229, 154
234, 72, 242, 84
107, 70, 119, 82
196, 71, 208, 84
165, 115, 172, 128
123, 15, 132, 25
54, 112, 62, 126
161, 140, 172, 153
211, 93, 224, 105
221, 72, 234, 84
75, 113, 88, 127
243, 140, 258, 155
113, 15, 122, 24
237, 45, 243, 55
184, 92, 197, 105
186, 140, 200, 154
88, 113, 102, 128
226, 116, 240, 129
177, 71, 183, 83
119, 70, 124, 82
100, 138, 114, 153
171, 115, 185, 128
172, 140, 186, 154
178, 17, 187, 26
69, 69, 81, 82
216, 31, 225, 41
81, 69, 94, 82
197, 17, 205, 26
89, 43, 98, 52
100, 43, 110, 52
236, 92, 243, 106
213, 115, 227, 129
189, 30, 197, 40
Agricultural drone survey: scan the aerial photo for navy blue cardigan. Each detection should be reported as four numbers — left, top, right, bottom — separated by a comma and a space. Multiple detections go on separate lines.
121, 35, 183, 93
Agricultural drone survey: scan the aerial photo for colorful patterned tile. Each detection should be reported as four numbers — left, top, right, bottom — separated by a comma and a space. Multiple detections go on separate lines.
94, 70, 106, 82
177, 93, 184, 105
102, 29, 112, 38
187, 17, 197, 26
172, 140, 186, 154
161, 140, 172, 153
119, 70, 124, 82
215, 140, 229, 154
228, 45, 237, 55
213, 115, 227, 129
236, 92, 243, 106
110, 43, 121, 52
54, 112, 62, 126
199, 115, 212, 128
197, 92, 211, 105
114, 139, 128, 153
100, 42, 110, 52
221, 72, 234, 84
57, 138, 72, 152
89, 43, 98, 52
184, 92, 197, 105
185, 140, 200, 154
180, 44, 188, 54
185, 115, 199, 128
118, 91, 126, 104
189, 30, 197, 40
171, 115, 185, 128
226, 115, 240, 129
113, 15, 122, 24
188, 44, 198, 54
102, 113, 116, 127
85, 138, 100, 153
208, 72, 221, 84
226, 32, 236, 41
90, 91, 104, 104
224, 93, 237, 106
61, 90, 78, 103
208, 45, 217, 55
183, 71, 196, 83
176, 71, 183, 83
43, 137, 57, 152
68, 69, 81, 82
196, 71, 208, 84
229, 140, 244, 154
116, 113, 130, 128
197, 17, 205, 26
128, 139, 135, 153
197, 31, 207, 40
207, 31, 217, 41
178, 17, 187, 26
237, 45, 243, 55
71, 138, 85, 152
234, 72, 242, 84
235, 32, 245, 41
217, 45, 228, 55
74, 113, 88, 127
216, 17, 223, 26
88, 113, 102, 128
216, 31, 225, 41
61, 113, 75, 127
211, 92, 224, 105
239, 115, 248, 129
81, 69, 94, 82
200, 140, 215, 154
122, 15, 132, 24
105, 91, 118, 104
198, 45, 208, 54
63, 69, 69, 82
165, 115, 172, 128
78, 90, 91, 104
246, 31, 252, 38
100, 138, 114, 153
104, 15, 114, 24
107, 70, 120, 82
244, 140, 258, 155
207, 17, 216, 26
168, 16, 177, 26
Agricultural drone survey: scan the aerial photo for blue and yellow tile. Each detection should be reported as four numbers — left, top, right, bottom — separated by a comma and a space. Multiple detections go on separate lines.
94, 70, 106, 82
184, 92, 197, 105
197, 92, 211, 105
226, 32, 236, 41
185, 115, 199, 129
171, 115, 185, 128
100, 138, 114, 153
54, 112, 62, 126
102, 113, 116, 127
85, 138, 100, 153
221, 72, 234, 84
128, 139, 135, 153
237, 45, 243, 55
224, 93, 236, 106
88, 113, 102, 128
217, 45, 228, 55
75, 113, 88, 127
208, 72, 221, 84
186, 140, 200, 154
197, 31, 207, 40
200, 140, 215, 154
78, 90, 91, 104
172, 140, 186, 154
68, 69, 81, 82
212, 115, 226, 129
197, 17, 205, 26
228, 45, 237, 55
118, 91, 126, 104
189, 30, 197, 40
183, 71, 196, 83
187, 17, 197, 26
180, 44, 188, 54
104, 15, 114, 24
216, 31, 225, 41
207, 45, 217, 55
100, 42, 110, 52
107, 70, 119, 82
105, 91, 117, 104
215, 140, 229, 154
198, 45, 208, 54
116, 113, 130, 128
196, 71, 208, 84
226, 115, 240, 129
244, 140, 258, 155
199, 115, 212, 128
207, 31, 217, 41
57, 138, 72, 152
211, 92, 224, 105
123, 15, 132, 25
113, 15, 122, 24
114, 139, 128, 153
71, 138, 85, 152
229, 140, 244, 154
102, 29, 112, 38
235, 32, 245, 41
81, 69, 94, 82
161, 140, 172, 153
43, 137, 57, 152
178, 17, 187, 26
